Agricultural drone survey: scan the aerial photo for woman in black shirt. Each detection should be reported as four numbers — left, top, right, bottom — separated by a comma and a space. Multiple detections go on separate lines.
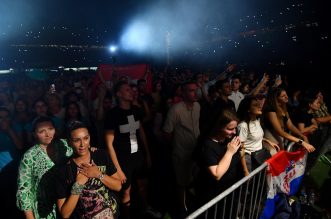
56, 121, 121, 219
196, 109, 242, 208
263, 87, 315, 153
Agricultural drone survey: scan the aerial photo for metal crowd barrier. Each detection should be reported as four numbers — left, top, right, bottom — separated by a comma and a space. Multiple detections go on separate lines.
186, 162, 268, 219
187, 142, 298, 219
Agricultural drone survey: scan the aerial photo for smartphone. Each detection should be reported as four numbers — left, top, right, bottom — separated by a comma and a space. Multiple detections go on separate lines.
235, 127, 239, 137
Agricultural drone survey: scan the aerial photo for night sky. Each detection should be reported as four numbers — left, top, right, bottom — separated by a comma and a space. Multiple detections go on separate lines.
0, 0, 329, 87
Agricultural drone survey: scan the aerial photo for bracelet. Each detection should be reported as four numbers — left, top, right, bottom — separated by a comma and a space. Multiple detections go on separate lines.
71, 182, 85, 195
98, 173, 105, 181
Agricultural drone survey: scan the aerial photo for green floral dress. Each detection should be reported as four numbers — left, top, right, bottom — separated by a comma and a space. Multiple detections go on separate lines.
16, 139, 72, 219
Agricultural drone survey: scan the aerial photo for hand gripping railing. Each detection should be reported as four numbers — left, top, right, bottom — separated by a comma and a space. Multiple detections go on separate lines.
187, 142, 301, 219
186, 162, 268, 219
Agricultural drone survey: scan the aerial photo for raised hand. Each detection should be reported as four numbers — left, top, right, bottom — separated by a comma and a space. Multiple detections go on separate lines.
227, 136, 241, 155
261, 73, 270, 85
273, 75, 282, 87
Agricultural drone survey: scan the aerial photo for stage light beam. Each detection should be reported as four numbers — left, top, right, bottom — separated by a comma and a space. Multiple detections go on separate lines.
120, 21, 152, 53
109, 45, 117, 53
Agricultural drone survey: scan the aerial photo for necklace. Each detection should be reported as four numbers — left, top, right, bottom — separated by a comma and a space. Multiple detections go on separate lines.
211, 138, 224, 143
73, 152, 91, 166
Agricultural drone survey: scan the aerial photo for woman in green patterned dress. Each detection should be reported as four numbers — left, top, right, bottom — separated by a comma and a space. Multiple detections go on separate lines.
16, 116, 72, 219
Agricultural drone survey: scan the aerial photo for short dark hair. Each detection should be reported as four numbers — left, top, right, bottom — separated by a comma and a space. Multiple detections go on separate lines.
215, 79, 229, 91
66, 120, 88, 139
231, 74, 241, 81
113, 81, 129, 95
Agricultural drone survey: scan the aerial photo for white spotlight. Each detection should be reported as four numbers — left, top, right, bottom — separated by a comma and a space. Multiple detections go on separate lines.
109, 45, 117, 53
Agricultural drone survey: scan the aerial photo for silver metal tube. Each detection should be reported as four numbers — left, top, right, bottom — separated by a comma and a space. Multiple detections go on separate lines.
186, 162, 268, 219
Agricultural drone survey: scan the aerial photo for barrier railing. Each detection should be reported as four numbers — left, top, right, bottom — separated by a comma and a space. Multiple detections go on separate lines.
186, 162, 268, 219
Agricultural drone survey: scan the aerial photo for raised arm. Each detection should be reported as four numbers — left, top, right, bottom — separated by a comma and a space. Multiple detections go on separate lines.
97, 69, 111, 90
249, 73, 269, 96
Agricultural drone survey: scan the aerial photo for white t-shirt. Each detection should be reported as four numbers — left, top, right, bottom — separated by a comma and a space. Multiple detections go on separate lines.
228, 90, 245, 111
238, 119, 264, 154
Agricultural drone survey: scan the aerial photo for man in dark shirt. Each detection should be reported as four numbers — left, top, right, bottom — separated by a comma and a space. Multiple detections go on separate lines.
213, 79, 236, 112
104, 81, 159, 219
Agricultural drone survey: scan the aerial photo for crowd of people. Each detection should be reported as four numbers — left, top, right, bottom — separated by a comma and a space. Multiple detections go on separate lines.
0, 64, 330, 219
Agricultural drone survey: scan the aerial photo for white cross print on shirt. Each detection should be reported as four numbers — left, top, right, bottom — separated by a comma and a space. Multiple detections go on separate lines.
119, 115, 140, 153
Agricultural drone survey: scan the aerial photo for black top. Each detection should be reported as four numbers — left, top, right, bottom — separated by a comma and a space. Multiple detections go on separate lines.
197, 139, 243, 202
296, 111, 314, 128
263, 105, 289, 132
56, 149, 119, 219
104, 105, 143, 161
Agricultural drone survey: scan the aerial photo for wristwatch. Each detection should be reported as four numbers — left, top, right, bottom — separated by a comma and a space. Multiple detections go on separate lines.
98, 173, 105, 181
297, 139, 303, 145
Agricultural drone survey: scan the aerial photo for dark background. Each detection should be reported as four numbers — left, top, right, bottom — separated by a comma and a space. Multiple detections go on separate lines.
0, 0, 330, 93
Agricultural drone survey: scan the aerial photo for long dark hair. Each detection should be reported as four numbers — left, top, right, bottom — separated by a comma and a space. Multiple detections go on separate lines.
264, 87, 288, 128
237, 95, 258, 134
32, 116, 68, 164
64, 101, 82, 123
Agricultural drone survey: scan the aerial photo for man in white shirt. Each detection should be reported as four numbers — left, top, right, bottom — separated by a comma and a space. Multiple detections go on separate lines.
163, 81, 200, 217
229, 75, 245, 111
